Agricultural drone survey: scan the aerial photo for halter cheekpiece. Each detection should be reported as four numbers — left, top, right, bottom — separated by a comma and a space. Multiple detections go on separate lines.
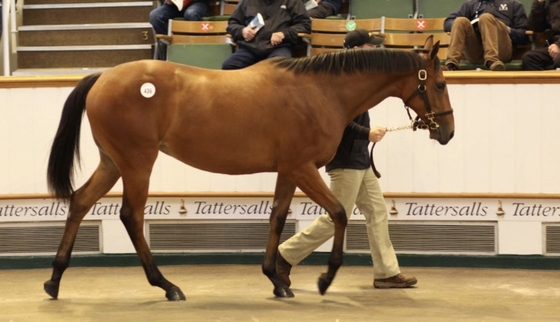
402, 55, 454, 131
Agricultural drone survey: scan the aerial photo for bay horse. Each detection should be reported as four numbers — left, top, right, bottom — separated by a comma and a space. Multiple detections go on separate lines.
45, 36, 453, 301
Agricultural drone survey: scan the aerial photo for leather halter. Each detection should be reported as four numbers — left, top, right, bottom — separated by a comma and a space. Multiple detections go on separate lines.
402, 63, 454, 131
370, 60, 454, 178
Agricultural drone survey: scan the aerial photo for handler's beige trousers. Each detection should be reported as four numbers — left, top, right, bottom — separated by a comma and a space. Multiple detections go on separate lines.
446, 13, 512, 67
278, 167, 400, 279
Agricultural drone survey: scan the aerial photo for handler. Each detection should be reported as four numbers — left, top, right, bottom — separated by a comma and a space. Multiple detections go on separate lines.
277, 29, 418, 289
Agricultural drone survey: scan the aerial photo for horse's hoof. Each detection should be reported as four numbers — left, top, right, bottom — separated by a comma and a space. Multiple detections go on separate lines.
165, 287, 186, 301
318, 273, 332, 295
44, 280, 59, 300
273, 286, 294, 298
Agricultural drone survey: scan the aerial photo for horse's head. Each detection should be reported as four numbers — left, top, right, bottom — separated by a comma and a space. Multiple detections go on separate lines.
402, 36, 454, 145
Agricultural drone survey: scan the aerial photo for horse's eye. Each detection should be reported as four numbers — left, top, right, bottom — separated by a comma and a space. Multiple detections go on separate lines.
436, 82, 446, 91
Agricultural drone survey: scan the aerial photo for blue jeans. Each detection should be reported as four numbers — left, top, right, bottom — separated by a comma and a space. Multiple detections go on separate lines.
221, 46, 292, 70
149, 2, 209, 35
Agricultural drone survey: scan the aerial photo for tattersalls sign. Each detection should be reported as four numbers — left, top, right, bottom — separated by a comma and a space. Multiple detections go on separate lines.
1, 197, 560, 223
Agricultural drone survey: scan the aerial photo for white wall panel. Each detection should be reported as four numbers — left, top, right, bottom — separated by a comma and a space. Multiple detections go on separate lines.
488, 84, 516, 192
540, 84, 560, 192
513, 84, 542, 193
370, 97, 415, 192
0, 89, 9, 194
1, 83, 559, 195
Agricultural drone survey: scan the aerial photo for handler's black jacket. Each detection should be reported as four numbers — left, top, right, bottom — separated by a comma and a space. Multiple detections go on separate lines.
227, 0, 311, 55
527, 0, 560, 46
444, 0, 529, 46
326, 113, 371, 172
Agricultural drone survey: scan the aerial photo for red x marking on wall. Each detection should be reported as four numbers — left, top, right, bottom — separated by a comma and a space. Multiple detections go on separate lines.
416, 20, 426, 30
201, 22, 211, 32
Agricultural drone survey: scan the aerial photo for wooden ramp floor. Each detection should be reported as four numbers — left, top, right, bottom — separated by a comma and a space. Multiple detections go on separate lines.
0, 265, 557, 321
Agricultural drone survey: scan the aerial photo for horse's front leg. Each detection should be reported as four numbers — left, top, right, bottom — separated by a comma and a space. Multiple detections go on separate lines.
318, 205, 346, 295
263, 174, 296, 298
119, 175, 185, 301
293, 166, 347, 295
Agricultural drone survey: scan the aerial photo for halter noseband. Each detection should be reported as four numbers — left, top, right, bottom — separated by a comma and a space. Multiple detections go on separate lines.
402, 58, 453, 131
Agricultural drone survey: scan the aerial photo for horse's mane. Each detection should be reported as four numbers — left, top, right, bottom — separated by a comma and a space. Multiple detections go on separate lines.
272, 49, 425, 74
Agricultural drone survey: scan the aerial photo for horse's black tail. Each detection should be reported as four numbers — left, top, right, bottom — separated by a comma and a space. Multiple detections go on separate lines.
47, 72, 102, 201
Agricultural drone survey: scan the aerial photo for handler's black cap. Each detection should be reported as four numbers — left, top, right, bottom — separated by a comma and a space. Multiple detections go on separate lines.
343, 29, 385, 49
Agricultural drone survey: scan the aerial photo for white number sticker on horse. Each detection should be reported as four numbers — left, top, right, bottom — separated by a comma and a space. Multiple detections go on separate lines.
140, 83, 156, 98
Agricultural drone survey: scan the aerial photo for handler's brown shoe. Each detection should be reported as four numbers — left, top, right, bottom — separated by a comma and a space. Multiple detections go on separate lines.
374, 273, 417, 289
276, 252, 292, 287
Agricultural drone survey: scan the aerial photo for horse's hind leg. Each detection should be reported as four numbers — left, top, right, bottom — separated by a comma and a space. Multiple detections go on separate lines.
118, 167, 185, 301
291, 165, 347, 295
262, 174, 296, 298
44, 152, 121, 299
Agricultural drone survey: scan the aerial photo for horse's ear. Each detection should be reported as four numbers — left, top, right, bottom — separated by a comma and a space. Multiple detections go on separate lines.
429, 40, 441, 62
423, 35, 434, 51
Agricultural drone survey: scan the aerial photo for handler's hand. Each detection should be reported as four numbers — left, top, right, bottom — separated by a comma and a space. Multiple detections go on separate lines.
242, 26, 257, 42
271, 32, 285, 46
549, 43, 560, 59
369, 126, 387, 143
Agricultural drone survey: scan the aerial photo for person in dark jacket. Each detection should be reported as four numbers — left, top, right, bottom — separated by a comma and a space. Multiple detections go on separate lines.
149, 0, 211, 60
305, 0, 341, 19
522, 0, 560, 70
444, 0, 529, 71
221, 0, 311, 70
276, 30, 417, 290
150, 0, 210, 35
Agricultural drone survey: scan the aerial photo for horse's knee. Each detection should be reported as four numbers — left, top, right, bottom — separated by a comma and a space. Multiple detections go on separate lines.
330, 207, 348, 227
119, 205, 135, 224
270, 216, 287, 234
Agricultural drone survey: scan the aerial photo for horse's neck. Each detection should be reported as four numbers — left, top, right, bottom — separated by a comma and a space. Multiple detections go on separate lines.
332, 72, 402, 123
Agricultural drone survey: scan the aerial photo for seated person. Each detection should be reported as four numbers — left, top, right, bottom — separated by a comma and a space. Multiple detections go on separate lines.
522, 0, 560, 70
305, 0, 342, 19
221, 0, 311, 70
149, 0, 210, 60
443, 0, 529, 71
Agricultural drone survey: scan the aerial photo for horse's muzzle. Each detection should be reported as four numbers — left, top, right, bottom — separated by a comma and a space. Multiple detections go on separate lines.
431, 127, 454, 145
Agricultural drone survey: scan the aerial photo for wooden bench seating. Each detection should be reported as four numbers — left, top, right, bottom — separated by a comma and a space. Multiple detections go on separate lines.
308, 18, 382, 55
156, 19, 233, 69
381, 17, 449, 60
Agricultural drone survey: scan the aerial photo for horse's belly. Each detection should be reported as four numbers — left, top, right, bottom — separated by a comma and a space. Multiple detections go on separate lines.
162, 143, 277, 175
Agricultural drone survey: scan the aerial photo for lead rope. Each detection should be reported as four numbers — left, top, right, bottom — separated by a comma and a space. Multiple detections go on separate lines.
370, 123, 414, 179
